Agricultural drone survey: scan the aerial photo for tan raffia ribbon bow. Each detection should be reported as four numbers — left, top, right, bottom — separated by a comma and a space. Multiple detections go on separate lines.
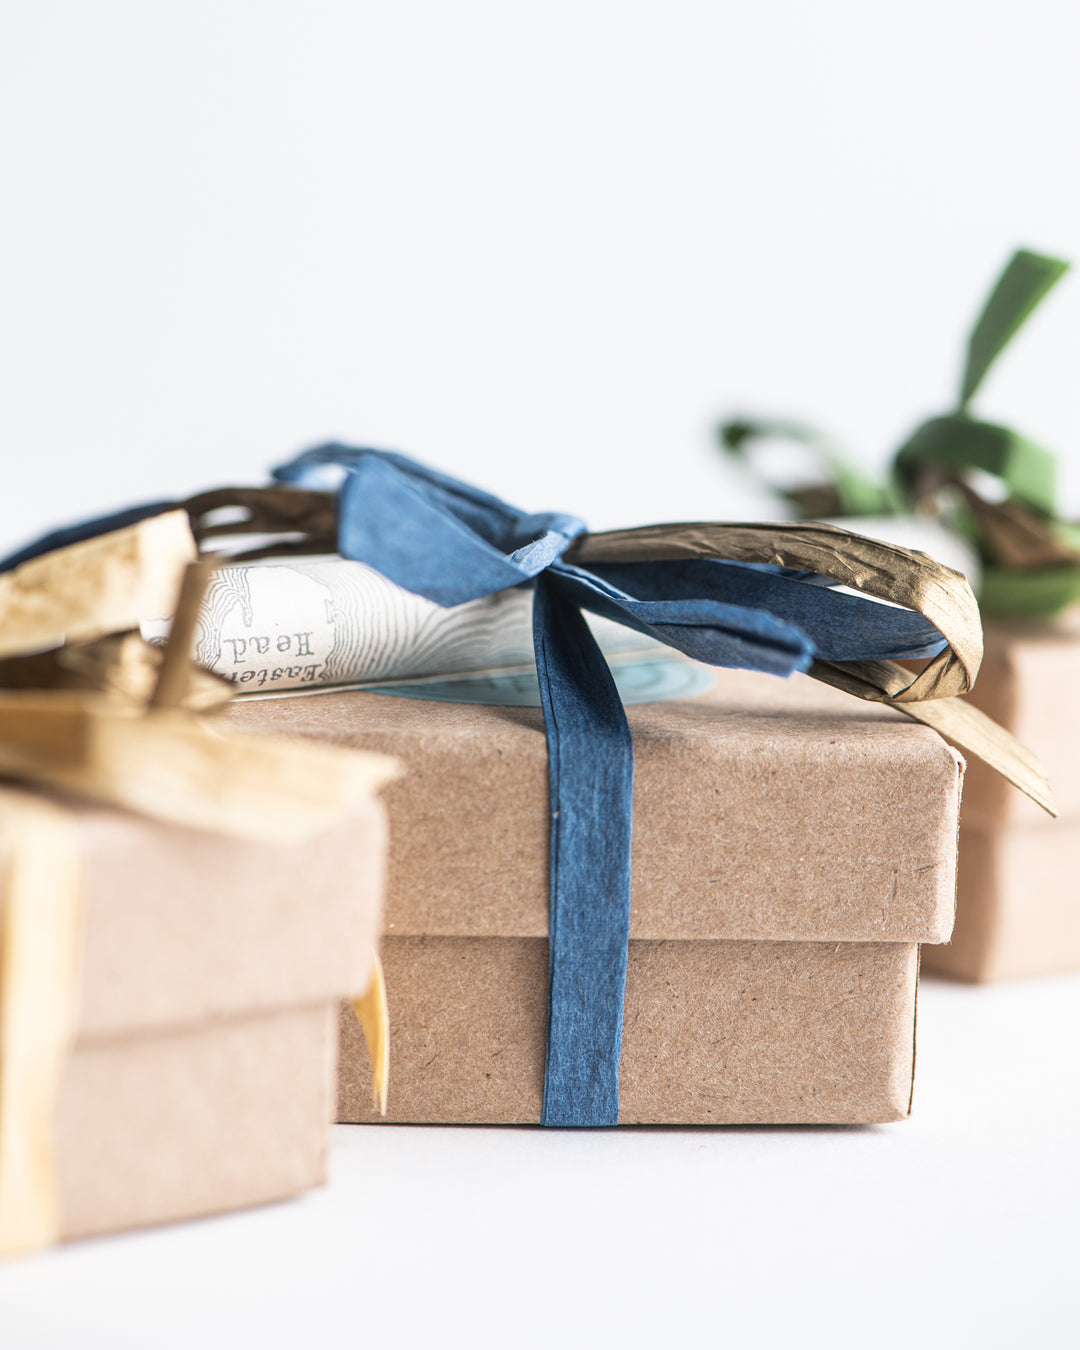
0, 519, 398, 1257
569, 520, 1055, 816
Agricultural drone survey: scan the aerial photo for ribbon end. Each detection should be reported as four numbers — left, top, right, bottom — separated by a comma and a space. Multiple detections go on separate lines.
900, 694, 1057, 818
351, 953, 390, 1115
0, 798, 83, 1259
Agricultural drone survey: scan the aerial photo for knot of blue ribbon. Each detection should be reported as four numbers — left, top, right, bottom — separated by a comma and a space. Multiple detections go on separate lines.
272, 445, 948, 1127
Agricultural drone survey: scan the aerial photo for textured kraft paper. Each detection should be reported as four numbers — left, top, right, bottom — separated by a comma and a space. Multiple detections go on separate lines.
0, 790, 387, 1242
956, 619, 1080, 829
228, 667, 964, 1125
338, 939, 920, 1125
57, 1005, 334, 1240
923, 823, 1080, 983
923, 619, 1080, 980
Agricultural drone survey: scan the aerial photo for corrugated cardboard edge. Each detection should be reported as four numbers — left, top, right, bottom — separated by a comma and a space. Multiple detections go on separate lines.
923, 743, 967, 947
944, 744, 966, 946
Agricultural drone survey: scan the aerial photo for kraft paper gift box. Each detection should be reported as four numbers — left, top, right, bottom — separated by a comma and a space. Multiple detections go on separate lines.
228, 666, 964, 1126
0, 783, 388, 1252
3, 445, 1047, 1138
923, 618, 1080, 982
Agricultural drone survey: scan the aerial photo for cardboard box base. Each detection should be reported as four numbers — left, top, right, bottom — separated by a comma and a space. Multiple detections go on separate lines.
339, 937, 920, 1126
56, 1004, 335, 1241
922, 825, 1080, 982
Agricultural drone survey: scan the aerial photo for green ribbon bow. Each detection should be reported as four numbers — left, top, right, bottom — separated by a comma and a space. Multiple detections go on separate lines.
719, 248, 1078, 619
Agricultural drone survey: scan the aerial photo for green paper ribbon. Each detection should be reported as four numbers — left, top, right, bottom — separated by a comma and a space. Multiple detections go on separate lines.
718, 247, 1078, 619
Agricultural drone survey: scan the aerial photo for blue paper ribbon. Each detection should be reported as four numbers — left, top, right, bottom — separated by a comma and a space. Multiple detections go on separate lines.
0, 446, 949, 1127
271, 445, 947, 1127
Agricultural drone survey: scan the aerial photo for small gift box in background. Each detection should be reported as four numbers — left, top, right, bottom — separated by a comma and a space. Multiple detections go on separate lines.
0, 517, 397, 1256
922, 617, 1080, 980
719, 248, 1079, 982
230, 668, 964, 1125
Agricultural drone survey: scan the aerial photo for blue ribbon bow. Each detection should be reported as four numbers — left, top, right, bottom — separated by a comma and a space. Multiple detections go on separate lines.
272, 445, 947, 1128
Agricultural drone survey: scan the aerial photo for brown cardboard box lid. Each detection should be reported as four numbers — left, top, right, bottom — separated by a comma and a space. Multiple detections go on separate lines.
0, 788, 387, 1043
226, 667, 963, 945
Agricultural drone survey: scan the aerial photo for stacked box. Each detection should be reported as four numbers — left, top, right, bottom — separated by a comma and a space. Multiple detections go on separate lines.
0, 786, 387, 1247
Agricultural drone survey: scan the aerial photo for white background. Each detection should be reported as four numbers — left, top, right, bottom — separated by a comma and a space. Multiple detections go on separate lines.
1, 1, 1079, 544
3, 976, 1079, 1349
1, 4, 1079, 1346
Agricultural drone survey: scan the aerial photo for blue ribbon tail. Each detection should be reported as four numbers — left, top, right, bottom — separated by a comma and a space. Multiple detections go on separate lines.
533, 575, 635, 1127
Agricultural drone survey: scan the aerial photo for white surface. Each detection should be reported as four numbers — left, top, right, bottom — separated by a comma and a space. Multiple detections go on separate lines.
2, 974, 1078, 1350
2, 8, 1079, 1347
1, 1, 1079, 548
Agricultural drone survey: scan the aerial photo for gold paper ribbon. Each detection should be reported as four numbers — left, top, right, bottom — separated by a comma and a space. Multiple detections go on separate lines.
0, 690, 399, 844
0, 511, 196, 661
570, 520, 1056, 816
352, 953, 390, 1116
0, 796, 82, 1257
